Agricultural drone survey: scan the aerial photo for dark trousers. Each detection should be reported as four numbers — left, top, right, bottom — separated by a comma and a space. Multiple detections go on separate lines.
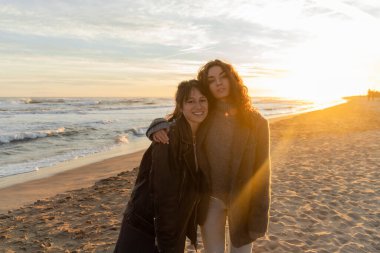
114, 215, 158, 253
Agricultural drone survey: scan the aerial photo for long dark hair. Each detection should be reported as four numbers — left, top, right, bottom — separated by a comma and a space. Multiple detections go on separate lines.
197, 59, 257, 127
167, 79, 207, 121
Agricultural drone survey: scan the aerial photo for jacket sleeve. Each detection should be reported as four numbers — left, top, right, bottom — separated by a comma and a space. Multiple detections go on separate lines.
248, 117, 271, 239
146, 118, 171, 140
150, 142, 180, 253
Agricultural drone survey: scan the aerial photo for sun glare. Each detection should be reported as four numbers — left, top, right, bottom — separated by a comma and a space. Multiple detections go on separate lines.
249, 25, 376, 102
242, 7, 380, 102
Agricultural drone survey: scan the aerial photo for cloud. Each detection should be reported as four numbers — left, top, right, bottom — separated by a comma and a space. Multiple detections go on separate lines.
312, 0, 380, 23
1, 0, 379, 96
0, 1, 212, 46
351, 0, 380, 17
0, 0, 307, 66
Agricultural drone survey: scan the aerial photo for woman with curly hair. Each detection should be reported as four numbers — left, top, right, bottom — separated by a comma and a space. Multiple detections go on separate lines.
147, 59, 271, 253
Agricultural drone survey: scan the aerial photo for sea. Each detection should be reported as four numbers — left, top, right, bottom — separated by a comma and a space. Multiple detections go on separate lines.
0, 97, 344, 178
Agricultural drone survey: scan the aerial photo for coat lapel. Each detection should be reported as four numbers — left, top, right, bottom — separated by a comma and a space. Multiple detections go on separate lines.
195, 115, 212, 181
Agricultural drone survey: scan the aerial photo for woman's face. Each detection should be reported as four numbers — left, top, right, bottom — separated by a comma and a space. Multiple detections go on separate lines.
207, 65, 230, 101
182, 88, 208, 130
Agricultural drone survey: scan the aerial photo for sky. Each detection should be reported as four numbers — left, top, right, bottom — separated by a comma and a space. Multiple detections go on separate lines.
0, 0, 380, 100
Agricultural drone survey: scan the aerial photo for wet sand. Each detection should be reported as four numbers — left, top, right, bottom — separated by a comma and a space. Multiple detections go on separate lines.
0, 97, 379, 252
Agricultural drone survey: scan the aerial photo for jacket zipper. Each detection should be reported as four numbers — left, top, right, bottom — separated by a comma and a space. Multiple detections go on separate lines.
193, 136, 198, 171
192, 136, 199, 251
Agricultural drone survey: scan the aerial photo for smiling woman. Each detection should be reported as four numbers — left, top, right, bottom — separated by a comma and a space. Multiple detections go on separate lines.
114, 79, 209, 253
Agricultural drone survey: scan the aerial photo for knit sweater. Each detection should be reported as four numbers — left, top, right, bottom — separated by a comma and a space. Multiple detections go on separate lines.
205, 101, 238, 203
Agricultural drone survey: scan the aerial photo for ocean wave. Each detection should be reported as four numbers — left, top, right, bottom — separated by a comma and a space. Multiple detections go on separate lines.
98, 98, 172, 106
115, 134, 129, 144
0, 165, 39, 178
125, 127, 147, 137
21, 98, 66, 104
95, 119, 119, 125
0, 145, 114, 178
0, 127, 66, 144
98, 98, 144, 106
0, 125, 100, 144
0, 104, 173, 115
65, 100, 101, 106
114, 127, 147, 143
14, 98, 170, 107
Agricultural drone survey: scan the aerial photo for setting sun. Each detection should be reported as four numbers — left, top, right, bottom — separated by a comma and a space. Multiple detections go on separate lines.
245, 26, 378, 101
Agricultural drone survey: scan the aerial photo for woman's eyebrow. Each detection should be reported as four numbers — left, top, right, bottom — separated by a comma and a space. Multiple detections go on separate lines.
207, 71, 225, 78
207, 71, 226, 78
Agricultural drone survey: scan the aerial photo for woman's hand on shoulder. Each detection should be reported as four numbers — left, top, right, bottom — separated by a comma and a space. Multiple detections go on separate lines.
152, 129, 170, 144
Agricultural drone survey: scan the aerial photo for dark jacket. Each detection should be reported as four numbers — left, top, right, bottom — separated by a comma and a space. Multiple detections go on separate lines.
121, 116, 203, 253
196, 110, 271, 247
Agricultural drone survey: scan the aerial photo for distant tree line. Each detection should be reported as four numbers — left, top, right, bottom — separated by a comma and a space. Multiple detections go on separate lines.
367, 89, 380, 100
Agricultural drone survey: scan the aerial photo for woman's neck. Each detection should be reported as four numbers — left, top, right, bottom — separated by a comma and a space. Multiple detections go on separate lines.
189, 123, 198, 136
215, 100, 237, 116
218, 97, 230, 103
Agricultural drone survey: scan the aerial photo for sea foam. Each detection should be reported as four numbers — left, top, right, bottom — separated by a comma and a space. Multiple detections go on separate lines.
0, 127, 66, 144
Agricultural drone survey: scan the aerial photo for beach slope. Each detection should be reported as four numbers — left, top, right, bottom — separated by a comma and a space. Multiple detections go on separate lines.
0, 97, 379, 252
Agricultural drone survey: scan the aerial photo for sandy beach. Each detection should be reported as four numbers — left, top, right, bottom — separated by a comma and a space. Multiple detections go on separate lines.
0, 97, 379, 252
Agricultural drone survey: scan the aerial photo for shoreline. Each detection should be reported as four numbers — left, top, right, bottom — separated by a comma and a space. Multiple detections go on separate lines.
0, 149, 146, 214
0, 138, 150, 189
1, 96, 379, 252
0, 112, 301, 193
0, 98, 346, 190
0, 99, 348, 213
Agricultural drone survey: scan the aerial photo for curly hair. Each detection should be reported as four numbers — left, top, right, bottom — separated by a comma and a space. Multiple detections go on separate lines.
197, 59, 257, 127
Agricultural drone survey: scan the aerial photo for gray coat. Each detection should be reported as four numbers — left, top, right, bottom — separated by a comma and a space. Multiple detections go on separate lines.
196, 110, 271, 247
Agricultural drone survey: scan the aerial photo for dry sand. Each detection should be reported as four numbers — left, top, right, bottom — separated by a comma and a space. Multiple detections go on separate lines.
0, 97, 379, 252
